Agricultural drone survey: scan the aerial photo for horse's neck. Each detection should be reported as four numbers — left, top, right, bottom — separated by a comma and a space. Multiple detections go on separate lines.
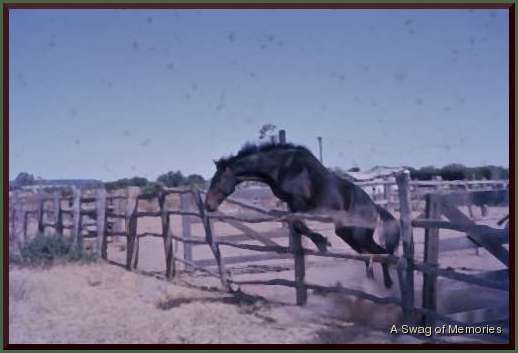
232, 152, 328, 211
232, 154, 280, 181
231, 154, 286, 195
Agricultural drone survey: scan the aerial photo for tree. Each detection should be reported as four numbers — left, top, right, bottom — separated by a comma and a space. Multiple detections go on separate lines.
440, 164, 466, 181
12, 172, 35, 187
500, 167, 509, 179
258, 124, 277, 140
156, 171, 206, 187
128, 176, 149, 187
156, 171, 186, 187
104, 176, 149, 190
410, 166, 438, 181
186, 174, 206, 187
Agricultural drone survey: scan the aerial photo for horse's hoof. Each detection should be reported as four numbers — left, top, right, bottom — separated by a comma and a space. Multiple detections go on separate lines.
383, 278, 393, 288
310, 233, 329, 253
366, 266, 375, 279
316, 242, 328, 253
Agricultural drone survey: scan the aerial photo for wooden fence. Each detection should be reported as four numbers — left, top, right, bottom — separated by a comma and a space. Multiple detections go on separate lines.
8, 174, 510, 341
414, 190, 509, 332
232, 178, 508, 213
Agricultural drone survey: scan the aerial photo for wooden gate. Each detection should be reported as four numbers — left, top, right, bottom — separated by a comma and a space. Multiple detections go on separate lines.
414, 189, 509, 341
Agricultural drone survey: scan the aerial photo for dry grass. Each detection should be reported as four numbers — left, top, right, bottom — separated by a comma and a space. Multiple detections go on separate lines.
8, 263, 336, 344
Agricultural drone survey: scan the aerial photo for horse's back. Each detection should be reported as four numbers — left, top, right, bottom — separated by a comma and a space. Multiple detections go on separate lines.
337, 177, 378, 215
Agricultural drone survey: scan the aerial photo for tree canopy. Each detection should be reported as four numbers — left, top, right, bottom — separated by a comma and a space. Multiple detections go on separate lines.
104, 171, 206, 191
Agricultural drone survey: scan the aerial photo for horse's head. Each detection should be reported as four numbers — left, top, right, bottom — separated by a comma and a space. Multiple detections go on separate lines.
205, 161, 238, 212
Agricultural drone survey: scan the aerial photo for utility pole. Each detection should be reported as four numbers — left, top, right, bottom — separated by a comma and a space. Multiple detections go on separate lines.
279, 129, 286, 144
317, 136, 323, 164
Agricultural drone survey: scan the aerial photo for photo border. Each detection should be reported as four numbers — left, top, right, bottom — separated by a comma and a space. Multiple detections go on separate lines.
1, 1, 515, 350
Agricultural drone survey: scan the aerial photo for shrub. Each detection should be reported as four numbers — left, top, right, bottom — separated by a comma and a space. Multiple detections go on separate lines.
104, 176, 149, 191
439, 163, 467, 181
409, 164, 509, 181
409, 166, 439, 181
12, 235, 98, 267
141, 182, 163, 198
156, 171, 206, 187
186, 174, 206, 187
157, 171, 185, 187
12, 172, 35, 187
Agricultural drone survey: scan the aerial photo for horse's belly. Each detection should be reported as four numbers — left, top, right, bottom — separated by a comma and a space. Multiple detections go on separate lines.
327, 209, 379, 230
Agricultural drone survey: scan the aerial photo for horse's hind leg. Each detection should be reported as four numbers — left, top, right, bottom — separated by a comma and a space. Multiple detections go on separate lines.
360, 235, 393, 288
335, 226, 365, 253
335, 226, 393, 288
335, 226, 374, 277
291, 218, 330, 253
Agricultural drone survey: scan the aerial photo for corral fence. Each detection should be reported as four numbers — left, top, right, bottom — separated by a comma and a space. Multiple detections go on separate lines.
231, 177, 508, 216
8, 173, 509, 341
357, 177, 508, 213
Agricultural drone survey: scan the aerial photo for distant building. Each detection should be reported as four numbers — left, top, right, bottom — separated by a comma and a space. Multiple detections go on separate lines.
340, 166, 404, 200
343, 166, 404, 183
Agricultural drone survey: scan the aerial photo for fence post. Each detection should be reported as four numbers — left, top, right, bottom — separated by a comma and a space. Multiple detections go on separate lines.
159, 192, 175, 279
422, 194, 441, 326
180, 192, 193, 269
192, 188, 230, 291
125, 187, 139, 270
279, 129, 286, 143
396, 170, 415, 322
10, 192, 18, 244
383, 179, 390, 208
112, 196, 124, 244
11, 192, 24, 254
22, 211, 29, 244
289, 222, 307, 305
37, 196, 45, 235
95, 188, 107, 259
481, 204, 488, 218
53, 191, 63, 235
72, 186, 82, 247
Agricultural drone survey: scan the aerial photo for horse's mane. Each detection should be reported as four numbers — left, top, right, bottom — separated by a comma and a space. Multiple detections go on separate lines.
215, 142, 313, 170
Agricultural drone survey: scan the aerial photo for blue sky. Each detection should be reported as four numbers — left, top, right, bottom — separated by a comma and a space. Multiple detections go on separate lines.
9, 9, 509, 181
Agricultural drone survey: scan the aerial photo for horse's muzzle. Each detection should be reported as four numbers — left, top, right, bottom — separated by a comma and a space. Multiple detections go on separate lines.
204, 193, 220, 212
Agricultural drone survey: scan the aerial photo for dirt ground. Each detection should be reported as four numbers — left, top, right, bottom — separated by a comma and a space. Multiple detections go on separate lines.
8, 202, 509, 344
9, 262, 407, 344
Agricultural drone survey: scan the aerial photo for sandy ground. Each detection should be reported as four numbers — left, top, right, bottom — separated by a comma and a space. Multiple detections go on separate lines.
9, 263, 405, 344
8, 201, 509, 344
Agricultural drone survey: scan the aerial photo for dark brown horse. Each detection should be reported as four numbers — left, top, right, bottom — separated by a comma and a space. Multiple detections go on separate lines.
205, 142, 400, 288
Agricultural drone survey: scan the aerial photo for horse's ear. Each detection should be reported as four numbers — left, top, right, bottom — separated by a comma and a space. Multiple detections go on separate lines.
213, 159, 224, 171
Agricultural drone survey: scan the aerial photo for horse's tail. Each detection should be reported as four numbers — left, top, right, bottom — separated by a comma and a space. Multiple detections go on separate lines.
375, 204, 400, 255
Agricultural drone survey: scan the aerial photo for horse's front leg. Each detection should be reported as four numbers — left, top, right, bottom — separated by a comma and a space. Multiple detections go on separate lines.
290, 218, 331, 253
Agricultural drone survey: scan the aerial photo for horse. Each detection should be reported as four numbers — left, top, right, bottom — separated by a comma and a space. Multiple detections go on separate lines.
204, 142, 400, 288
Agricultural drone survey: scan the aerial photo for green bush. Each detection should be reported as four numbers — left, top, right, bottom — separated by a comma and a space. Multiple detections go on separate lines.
156, 171, 206, 187
409, 166, 439, 181
141, 182, 163, 198
409, 164, 509, 181
156, 171, 186, 187
439, 163, 467, 181
186, 174, 206, 187
104, 176, 149, 191
104, 172, 207, 192
11, 235, 98, 267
